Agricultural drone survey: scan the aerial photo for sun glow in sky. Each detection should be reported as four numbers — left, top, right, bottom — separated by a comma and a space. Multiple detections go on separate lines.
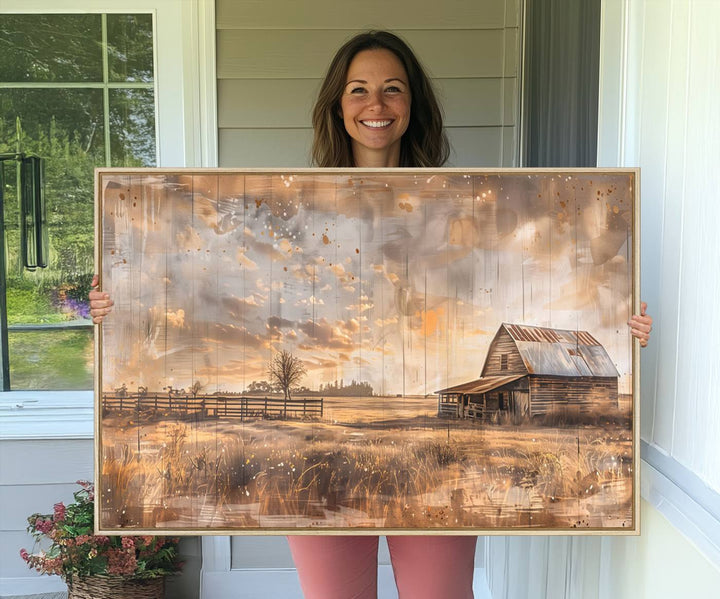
101, 171, 635, 396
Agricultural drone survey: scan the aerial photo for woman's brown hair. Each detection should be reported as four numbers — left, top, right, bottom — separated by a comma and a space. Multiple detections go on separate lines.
311, 31, 449, 168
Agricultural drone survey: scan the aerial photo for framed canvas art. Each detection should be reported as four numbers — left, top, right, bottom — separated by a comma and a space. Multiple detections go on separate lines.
95, 168, 640, 535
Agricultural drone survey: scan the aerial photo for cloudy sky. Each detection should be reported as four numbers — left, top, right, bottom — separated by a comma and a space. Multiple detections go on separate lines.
100, 171, 635, 396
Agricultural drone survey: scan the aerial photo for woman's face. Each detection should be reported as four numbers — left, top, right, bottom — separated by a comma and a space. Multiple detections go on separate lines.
340, 48, 411, 167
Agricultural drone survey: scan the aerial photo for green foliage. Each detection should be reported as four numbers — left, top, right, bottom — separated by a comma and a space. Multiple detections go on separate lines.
1, 12, 156, 389
0, 14, 103, 82
5, 285, 63, 325
9, 329, 93, 390
1, 114, 97, 277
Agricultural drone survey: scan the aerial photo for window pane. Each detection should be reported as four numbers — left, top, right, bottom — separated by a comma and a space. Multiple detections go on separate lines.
109, 89, 156, 167
0, 88, 106, 162
107, 14, 154, 82
8, 329, 93, 390
0, 14, 102, 82
1, 13, 157, 390
1, 88, 104, 278
2, 89, 101, 390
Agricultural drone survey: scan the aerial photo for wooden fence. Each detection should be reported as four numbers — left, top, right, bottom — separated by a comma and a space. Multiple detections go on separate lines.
102, 392, 323, 421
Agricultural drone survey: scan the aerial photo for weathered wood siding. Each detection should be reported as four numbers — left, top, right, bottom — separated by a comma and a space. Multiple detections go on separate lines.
464, 379, 528, 419
528, 375, 618, 416
482, 327, 527, 376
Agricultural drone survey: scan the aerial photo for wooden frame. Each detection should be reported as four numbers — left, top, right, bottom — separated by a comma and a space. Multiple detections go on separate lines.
95, 167, 640, 535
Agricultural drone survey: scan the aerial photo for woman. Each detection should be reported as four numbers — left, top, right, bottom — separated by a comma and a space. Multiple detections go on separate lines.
291, 31, 478, 599
90, 31, 653, 599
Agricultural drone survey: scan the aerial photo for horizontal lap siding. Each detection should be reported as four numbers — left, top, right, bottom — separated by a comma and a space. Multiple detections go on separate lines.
482, 328, 527, 375
216, 1, 518, 30
217, 30, 513, 79
217, 0, 521, 168
0, 439, 93, 579
529, 376, 618, 416
219, 127, 513, 168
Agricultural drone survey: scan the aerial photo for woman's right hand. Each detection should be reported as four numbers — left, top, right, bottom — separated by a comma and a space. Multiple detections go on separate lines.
89, 274, 114, 324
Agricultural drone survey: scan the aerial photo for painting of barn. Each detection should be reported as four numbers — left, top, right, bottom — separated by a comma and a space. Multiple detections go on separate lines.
96, 168, 638, 534
437, 323, 619, 420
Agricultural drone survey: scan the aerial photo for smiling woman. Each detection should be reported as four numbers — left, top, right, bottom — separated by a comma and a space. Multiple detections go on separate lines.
311, 30, 449, 168
339, 48, 412, 167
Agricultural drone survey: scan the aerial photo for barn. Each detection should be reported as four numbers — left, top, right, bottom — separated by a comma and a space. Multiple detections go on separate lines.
436, 323, 619, 420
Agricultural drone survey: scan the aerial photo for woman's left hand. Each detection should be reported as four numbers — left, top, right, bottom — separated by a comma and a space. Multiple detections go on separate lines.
628, 301, 652, 348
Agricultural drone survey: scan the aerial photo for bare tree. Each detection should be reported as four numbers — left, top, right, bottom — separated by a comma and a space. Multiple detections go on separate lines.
268, 350, 306, 400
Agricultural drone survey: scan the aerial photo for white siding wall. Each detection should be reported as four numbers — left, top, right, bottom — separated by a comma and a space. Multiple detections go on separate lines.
0, 396, 201, 599
620, 0, 720, 491
216, 0, 521, 168
486, 1, 720, 597
0, 437, 93, 597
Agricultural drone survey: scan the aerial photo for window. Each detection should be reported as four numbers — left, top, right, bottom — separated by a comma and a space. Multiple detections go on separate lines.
0, 13, 156, 390
500, 353, 508, 370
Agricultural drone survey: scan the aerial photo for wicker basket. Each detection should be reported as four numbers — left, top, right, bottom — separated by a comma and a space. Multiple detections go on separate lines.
67, 575, 165, 599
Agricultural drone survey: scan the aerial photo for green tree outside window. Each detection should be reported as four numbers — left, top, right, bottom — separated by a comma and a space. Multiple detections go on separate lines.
0, 13, 156, 389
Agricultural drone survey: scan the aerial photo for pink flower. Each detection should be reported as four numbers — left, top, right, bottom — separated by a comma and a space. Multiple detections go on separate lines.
53, 502, 66, 522
121, 537, 135, 549
107, 548, 137, 576
21, 482, 179, 580
34, 518, 54, 534
42, 556, 64, 576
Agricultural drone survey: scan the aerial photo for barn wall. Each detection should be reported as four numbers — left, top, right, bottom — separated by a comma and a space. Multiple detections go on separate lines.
528, 376, 618, 416
482, 328, 526, 376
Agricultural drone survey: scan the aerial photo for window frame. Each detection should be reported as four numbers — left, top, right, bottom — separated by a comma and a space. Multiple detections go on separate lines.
0, 0, 217, 438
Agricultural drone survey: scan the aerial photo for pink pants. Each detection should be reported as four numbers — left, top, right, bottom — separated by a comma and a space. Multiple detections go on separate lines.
287, 535, 477, 599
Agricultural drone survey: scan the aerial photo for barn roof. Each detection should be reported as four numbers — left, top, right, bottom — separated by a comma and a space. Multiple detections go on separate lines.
436, 374, 525, 396
496, 323, 619, 378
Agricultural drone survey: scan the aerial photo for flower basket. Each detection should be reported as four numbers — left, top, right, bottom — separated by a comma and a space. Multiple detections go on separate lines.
67, 575, 164, 599
20, 481, 181, 594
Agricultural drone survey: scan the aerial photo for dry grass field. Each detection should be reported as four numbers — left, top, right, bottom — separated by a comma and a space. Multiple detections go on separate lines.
100, 396, 633, 532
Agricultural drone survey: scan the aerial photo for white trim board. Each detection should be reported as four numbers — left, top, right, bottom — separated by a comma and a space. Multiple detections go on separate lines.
0, 392, 93, 440
641, 446, 720, 568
